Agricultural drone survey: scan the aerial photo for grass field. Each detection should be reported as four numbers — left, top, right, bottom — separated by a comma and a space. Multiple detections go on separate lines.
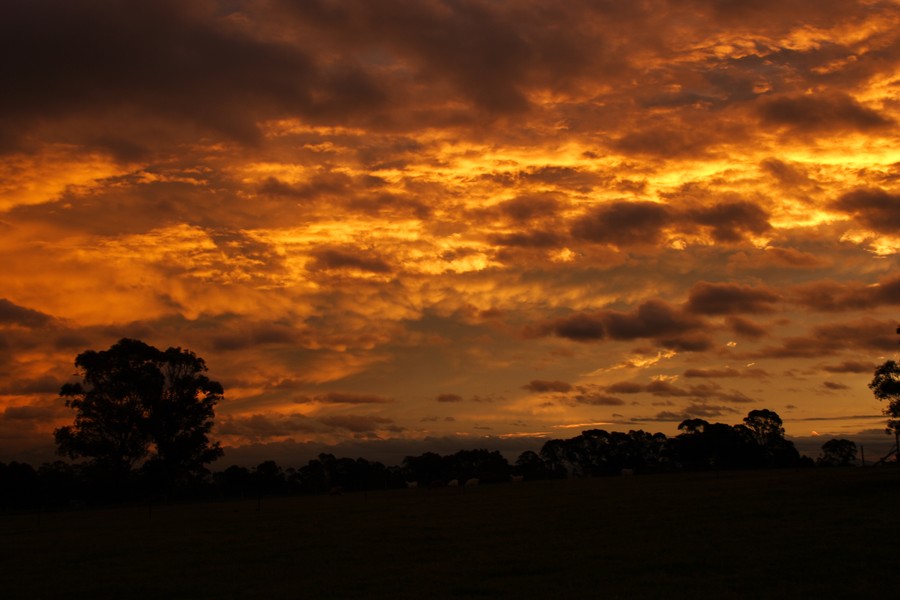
3, 467, 900, 599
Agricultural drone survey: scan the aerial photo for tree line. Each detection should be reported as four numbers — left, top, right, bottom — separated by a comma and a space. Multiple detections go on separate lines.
0, 337, 890, 511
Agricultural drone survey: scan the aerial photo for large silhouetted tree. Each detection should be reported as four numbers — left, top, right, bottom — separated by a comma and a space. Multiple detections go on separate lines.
54, 338, 223, 488
870, 360, 900, 434
818, 438, 857, 467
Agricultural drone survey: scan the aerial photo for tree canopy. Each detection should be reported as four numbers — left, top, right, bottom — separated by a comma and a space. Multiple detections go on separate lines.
54, 338, 224, 487
870, 360, 900, 434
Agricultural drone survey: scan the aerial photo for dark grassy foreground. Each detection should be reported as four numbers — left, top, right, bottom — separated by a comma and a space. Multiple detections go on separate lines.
3, 468, 900, 599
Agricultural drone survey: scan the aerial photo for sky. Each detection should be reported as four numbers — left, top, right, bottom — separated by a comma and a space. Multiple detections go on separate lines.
2, 0, 900, 466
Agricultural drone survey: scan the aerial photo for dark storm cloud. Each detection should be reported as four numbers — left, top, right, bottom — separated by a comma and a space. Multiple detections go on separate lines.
759, 247, 827, 269
318, 414, 400, 434
308, 248, 393, 274
572, 392, 625, 406
537, 300, 710, 350
683, 201, 771, 243
760, 158, 816, 188
823, 381, 850, 391
258, 173, 356, 201
210, 323, 300, 352
571, 201, 672, 247
821, 361, 876, 374
524, 380, 573, 393
650, 404, 740, 422
436, 393, 464, 403
791, 274, 900, 312
0, 0, 345, 156
499, 195, 562, 223
489, 231, 565, 249
217, 413, 323, 442
544, 313, 607, 341
645, 380, 755, 403
0, 299, 56, 328
606, 381, 644, 394
726, 316, 768, 339
613, 127, 714, 158
280, 0, 608, 116
758, 93, 894, 135
682, 367, 770, 378
753, 317, 898, 358
686, 282, 781, 315
0, 375, 62, 395
602, 300, 705, 340
831, 188, 900, 234
315, 392, 394, 404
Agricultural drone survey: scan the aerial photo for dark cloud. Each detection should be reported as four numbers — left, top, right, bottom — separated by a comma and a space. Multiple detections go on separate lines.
537, 299, 709, 350
499, 195, 562, 223
684, 368, 741, 378
758, 93, 893, 135
490, 231, 565, 249
315, 392, 393, 404
572, 392, 625, 406
760, 247, 828, 269
649, 404, 740, 422
571, 201, 672, 247
606, 381, 644, 394
319, 414, 399, 434
524, 380, 573, 393
686, 282, 781, 315
0, 0, 332, 156
821, 361, 876, 374
258, 173, 356, 201
436, 393, 464, 403
2, 404, 60, 420
308, 248, 393, 274
217, 413, 322, 442
791, 274, 900, 312
644, 380, 755, 403
544, 313, 606, 342
0, 299, 56, 328
753, 317, 898, 358
0, 375, 61, 395
760, 158, 816, 188
603, 300, 706, 340
683, 201, 771, 243
823, 381, 850, 391
613, 127, 712, 158
726, 316, 768, 339
831, 188, 900, 234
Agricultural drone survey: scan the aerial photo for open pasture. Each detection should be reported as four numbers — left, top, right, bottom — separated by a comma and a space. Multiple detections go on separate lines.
3, 468, 900, 599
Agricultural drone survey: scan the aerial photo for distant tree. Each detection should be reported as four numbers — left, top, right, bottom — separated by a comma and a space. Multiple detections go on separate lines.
818, 439, 858, 467
742, 409, 799, 467
539, 438, 571, 478
870, 360, 900, 434
252, 460, 286, 495
515, 450, 549, 480
54, 338, 224, 488
402, 452, 446, 485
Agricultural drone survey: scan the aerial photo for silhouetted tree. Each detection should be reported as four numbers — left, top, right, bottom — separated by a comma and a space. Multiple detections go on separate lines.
818, 439, 857, 467
54, 338, 224, 488
743, 409, 799, 467
252, 460, 286, 495
402, 452, 446, 485
515, 450, 549, 480
870, 360, 900, 434
214, 465, 252, 497
539, 438, 571, 478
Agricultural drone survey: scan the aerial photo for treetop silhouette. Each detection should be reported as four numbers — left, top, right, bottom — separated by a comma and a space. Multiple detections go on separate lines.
54, 338, 223, 488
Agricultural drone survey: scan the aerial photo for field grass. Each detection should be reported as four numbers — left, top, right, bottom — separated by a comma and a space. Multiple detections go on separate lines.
3, 467, 900, 599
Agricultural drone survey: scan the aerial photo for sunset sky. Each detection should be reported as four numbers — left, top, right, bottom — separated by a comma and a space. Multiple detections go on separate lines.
3, 0, 900, 466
